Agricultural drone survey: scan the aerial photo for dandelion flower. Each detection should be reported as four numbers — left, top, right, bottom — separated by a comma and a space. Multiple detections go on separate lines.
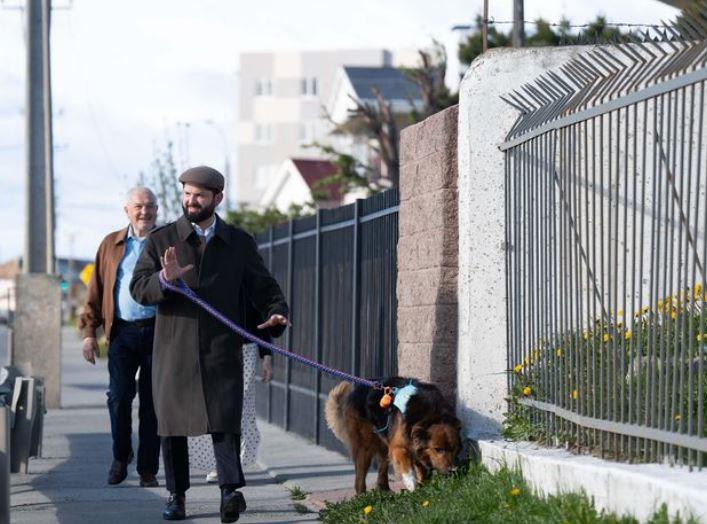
671, 311, 677, 320
363, 505, 373, 515
422, 500, 430, 508
522, 386, 532, 396
509, 487, 521, 496
674, 414, 682, 422
514, 364, 523, 373
617, 309, 624, 318
603, 333, 610, 343
571, 389, 578, 399
556, 349, 563, 357
697, 333, 703, 342
524, 357, 529, 366
624, 330, 632, 340
657, 299, 664, 309
582, 331, 589, 341
617, 321, 623, 328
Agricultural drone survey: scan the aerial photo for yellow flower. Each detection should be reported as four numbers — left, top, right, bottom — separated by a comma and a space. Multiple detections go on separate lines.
657, 299, 664, 309
363, 505, 373, 515
524, 357, 529, 366
674, 414, 682, 422
624, 330, 632, 340
571, 389, 578, 400
556, 349, 563, 357
532, 350, 539, 361
509, 487, 521, 497
582, 331, 589, 340
697, 333, 703, 342
641, 306, 650, 314
671, 311, 677, 320
617, 309, 624, 318
522, 386, 532, 396
514, 364, 523, 373
617, 321, 623, 328
694, 283, 702, 296
422, 500, 430, 508
603, 333, 610, 343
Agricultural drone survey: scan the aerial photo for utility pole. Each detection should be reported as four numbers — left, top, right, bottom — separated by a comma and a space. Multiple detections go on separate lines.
512, 0, 525, 48
24, 0, 54, 274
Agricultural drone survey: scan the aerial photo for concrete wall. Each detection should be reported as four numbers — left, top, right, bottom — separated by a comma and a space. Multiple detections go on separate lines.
457, 46, 590, 438
397, 105, 459, 403
12, 274, 61, 408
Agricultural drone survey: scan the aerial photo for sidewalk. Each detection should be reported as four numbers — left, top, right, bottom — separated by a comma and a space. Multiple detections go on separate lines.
10, 326, 345, 523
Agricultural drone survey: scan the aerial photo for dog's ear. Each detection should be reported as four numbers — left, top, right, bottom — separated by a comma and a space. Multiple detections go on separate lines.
411, 420, 430, 454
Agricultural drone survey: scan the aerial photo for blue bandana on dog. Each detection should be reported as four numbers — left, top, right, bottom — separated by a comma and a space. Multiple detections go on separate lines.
393, 382, 418, 415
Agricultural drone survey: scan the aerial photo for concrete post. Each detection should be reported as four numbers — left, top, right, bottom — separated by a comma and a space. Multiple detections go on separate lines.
457, 47, 590, 439
12, 274, 61, 408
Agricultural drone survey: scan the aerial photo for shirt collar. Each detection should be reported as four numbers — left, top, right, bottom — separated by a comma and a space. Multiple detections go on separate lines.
191, 216, 217, 237
127, 225, 150, 241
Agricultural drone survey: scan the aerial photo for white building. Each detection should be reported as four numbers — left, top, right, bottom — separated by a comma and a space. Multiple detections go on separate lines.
236, 48, 421, 207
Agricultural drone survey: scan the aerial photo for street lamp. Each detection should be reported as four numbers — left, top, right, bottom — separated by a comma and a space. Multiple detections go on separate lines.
203, 119, 232, 212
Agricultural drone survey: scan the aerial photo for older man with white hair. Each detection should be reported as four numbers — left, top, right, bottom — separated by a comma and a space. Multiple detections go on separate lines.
79, 186, 161, 487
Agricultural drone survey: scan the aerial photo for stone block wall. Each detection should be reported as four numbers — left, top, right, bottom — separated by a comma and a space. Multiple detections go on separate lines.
397, 105, 459, 403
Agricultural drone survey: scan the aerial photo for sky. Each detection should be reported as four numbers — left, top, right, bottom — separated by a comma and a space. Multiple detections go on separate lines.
0, 0, 679, 262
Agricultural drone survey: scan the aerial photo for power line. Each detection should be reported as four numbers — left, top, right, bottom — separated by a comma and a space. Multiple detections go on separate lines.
487, 19, 667, 29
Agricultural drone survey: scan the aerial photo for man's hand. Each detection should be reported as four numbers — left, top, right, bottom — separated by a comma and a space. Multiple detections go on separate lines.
82, 337, 99, 365
261, 355, 273, 383
160, 246, 193, 281
257, 314, 289, 330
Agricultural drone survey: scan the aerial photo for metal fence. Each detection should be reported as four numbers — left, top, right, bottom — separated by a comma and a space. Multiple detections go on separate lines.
502, 5, 707, 467
254, 189, 399, 451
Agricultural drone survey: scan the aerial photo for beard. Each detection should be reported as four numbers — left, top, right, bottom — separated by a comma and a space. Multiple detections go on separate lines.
182, 200, 217, 223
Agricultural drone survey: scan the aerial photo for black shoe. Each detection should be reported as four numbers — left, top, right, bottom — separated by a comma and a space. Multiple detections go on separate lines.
107, 450, 134, 485
139, 473, 159, 487
162, 493, 186, 521
220, 488, 246, 523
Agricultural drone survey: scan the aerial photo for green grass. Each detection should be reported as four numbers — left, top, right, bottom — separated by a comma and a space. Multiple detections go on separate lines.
319, 464, 695, 524
287, 485, 308, 501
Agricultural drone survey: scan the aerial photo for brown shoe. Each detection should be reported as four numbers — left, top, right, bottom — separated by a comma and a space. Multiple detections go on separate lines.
140, 473, 159, 487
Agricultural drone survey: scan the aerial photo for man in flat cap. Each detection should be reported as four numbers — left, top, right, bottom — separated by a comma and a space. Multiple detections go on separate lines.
130, 166, 289, 522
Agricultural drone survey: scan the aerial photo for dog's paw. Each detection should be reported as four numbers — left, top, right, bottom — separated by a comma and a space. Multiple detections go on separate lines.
401, 470, 417, 491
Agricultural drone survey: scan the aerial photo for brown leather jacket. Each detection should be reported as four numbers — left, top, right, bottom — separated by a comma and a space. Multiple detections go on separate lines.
78, 227, 129, 341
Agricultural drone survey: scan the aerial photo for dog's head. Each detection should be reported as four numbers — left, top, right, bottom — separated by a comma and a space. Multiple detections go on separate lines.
411, 414, 462, 474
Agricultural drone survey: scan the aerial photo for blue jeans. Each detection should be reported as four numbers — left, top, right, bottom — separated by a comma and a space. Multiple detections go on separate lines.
107, 319, 160, 475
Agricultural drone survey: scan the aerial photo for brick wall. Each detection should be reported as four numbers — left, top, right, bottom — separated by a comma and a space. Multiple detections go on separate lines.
397, 105, 458, 402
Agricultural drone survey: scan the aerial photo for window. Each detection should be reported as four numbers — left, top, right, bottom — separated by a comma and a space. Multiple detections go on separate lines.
255, 78, 273, 96
300, 77, 318, 97
255, 123, 273, 144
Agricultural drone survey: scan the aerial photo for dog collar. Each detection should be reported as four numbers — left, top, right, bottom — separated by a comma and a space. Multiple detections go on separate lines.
393, 383, 418, 415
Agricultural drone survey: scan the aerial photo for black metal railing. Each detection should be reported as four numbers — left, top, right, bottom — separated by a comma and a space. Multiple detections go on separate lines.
254, 189, 399, 451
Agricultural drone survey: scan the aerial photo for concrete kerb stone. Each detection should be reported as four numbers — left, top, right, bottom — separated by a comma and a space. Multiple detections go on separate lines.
479, 440, 707, 522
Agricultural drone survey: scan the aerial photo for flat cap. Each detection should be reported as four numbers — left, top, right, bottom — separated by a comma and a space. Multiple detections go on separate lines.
178, 166, 225, 191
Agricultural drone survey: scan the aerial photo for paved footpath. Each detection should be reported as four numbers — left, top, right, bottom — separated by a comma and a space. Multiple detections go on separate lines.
10, 327, 361, 523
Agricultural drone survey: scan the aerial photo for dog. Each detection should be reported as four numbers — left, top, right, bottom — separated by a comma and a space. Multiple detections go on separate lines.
325, 377, 462, 493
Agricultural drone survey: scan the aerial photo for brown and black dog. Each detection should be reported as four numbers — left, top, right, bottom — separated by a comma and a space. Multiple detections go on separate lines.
325, 377, 462, 493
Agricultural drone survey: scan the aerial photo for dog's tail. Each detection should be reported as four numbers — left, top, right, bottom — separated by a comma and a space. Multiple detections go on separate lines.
325, 381, 353, 447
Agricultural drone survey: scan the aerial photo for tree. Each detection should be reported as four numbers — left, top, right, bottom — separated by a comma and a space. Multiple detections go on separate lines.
137, 140, 183, 224
401, 40, 458, 122
459, 15, 628, 67
225, 203, 313, 235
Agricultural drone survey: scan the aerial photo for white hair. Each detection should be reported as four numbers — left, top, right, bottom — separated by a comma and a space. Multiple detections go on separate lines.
125, 186, 157, 205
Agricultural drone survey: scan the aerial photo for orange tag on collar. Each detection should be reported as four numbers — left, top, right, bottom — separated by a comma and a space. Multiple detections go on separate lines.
379, 387, 393, 409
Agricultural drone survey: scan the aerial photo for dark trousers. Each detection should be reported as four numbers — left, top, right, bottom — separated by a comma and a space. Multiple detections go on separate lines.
162, 433, 245, 494
107, 319, 160, 476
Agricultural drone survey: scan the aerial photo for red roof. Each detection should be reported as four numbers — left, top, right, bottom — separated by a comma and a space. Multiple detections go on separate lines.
291, 158, 343, 203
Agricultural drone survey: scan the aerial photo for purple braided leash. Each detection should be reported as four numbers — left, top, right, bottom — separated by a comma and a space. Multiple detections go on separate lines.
158, 273, 382, 390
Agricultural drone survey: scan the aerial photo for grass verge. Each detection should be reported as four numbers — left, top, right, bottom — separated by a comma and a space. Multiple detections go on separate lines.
319, 464, 695, 524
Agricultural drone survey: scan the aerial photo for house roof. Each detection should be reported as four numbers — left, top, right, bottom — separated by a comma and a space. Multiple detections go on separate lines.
343, 66, 420, 103
291, 158, 343, 203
